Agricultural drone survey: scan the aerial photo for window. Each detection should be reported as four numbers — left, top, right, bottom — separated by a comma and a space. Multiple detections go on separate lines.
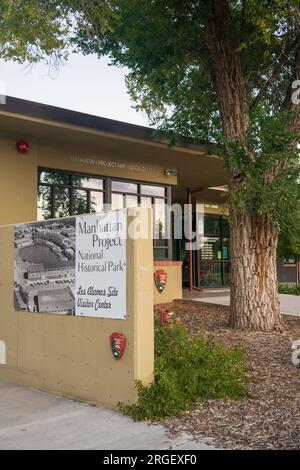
38, 170, 104, 220
111, 179, 170, 259
38, 170, 171, 259
111, 181, 137, 193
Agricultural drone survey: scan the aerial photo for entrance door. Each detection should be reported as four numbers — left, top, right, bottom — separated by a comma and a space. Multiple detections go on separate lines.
174, 213, 231, 288
196, 214, 231, 287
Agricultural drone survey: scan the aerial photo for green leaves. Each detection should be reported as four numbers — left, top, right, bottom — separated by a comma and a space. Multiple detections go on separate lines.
279, 284, 300, 295
2, 0, 299, 245
69, 0, 300, 144
119, 317, 250, 421
226, 107, 300, 235
0, 0, 72, 63
0, 0, 118, 64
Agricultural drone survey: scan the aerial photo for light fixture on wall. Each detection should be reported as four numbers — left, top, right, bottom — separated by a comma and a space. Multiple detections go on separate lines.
16, 140, 30, 154
164, 169, 178, 177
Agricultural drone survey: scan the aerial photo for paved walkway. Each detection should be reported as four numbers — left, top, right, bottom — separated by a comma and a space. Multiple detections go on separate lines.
184, 289, 300, 317
0, 379, 217, 450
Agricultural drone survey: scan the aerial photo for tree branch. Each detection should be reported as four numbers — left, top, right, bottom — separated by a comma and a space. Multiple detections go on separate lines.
283, 32, 300, 130
250, 37, 297, 110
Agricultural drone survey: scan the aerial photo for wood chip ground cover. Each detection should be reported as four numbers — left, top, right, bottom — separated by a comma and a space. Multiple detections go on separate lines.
155, 301, 300, 450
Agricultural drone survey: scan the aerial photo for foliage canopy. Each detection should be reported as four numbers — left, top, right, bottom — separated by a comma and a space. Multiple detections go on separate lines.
1, 0, 299, 239
72, 0, 300, 234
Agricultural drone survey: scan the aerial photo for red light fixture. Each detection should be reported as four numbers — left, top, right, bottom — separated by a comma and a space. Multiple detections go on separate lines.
16, 140, 30, 154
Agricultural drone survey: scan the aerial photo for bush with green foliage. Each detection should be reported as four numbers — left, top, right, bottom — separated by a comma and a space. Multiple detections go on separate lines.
279, 284, 300, 296
119, 317, 250, 421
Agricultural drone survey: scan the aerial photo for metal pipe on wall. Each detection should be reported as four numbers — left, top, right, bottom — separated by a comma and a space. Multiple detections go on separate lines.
187, 187, 204, 292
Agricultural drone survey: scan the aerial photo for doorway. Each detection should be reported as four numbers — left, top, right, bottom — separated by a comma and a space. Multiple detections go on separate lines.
174, 212, 231, 288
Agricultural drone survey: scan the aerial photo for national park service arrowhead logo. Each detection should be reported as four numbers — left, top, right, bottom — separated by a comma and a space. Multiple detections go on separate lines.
110, 332, 126, 360
154, 269, 168, 293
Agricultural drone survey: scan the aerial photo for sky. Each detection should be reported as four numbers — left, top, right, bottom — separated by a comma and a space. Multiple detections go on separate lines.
0, 53, 150, 127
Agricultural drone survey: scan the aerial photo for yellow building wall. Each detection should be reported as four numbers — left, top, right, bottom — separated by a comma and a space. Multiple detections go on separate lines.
37, 140, 175, 185
153, 261, 183, 304
0, 134, 176, 227
0, 208, 154, 409
0, 137, 38, 225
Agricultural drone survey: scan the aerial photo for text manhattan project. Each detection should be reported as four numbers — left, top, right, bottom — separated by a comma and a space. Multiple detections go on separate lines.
78, 220, 123, 235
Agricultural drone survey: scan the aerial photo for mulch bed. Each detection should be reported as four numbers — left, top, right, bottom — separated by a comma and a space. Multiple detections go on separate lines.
154, 301, 300, 450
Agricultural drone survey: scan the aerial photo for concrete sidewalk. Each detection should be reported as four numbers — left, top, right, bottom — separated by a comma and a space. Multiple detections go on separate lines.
0, 379, 217, 450
185, 289, 300, 317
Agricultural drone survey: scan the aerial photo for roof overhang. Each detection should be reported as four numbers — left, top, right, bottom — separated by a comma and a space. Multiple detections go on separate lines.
0, 96, 226, 194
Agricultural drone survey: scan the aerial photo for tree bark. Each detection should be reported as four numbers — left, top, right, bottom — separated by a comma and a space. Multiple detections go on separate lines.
206, 0, 249, 149
229, 209, 284, 330
206, 0, 284, 330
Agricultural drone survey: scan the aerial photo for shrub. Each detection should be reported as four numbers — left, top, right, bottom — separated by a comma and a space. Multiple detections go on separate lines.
278, 284, 300, 296
119, 317, 250, 421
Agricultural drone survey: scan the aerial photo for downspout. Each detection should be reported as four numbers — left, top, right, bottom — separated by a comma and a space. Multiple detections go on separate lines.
187, 187, 204, 292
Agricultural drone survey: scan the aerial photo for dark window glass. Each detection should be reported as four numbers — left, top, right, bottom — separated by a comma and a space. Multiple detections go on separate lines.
204, 214, 221, 237
153, 248, 169, 259
38, 169, 105, 220
222, 217, 230, 237
72, 189, 88, 215
198, 261, 223, 287
39, 171, 70, 186
54, 187, 70, 218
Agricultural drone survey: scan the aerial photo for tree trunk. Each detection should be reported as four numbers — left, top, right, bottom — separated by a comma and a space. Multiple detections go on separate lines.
229, 209, 285, 331
206, 0, 285, 330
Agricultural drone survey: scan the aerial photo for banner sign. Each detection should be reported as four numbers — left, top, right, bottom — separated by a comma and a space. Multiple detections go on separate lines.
75, 211, 127, 319
14, 210, 127, 319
